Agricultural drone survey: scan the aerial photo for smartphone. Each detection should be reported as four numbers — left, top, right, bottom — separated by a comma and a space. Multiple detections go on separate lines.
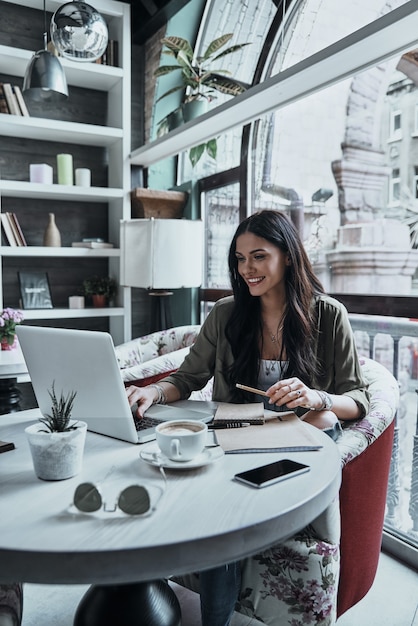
234, 459, 310, 488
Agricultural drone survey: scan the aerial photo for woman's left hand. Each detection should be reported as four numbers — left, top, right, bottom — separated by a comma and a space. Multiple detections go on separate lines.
266, 377, 320, 411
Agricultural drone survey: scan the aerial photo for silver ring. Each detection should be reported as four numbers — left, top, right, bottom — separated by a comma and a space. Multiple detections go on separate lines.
297, 390, 301, 396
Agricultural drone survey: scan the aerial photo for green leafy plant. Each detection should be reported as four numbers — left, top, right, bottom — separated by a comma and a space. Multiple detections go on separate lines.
154, 33, 250, 103
38, 381, 78, 433
82, 275, 117, 299
154, 33, 250, 165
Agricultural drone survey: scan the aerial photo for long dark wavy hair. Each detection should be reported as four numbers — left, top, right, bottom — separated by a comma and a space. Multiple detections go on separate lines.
225, 210, 325, 401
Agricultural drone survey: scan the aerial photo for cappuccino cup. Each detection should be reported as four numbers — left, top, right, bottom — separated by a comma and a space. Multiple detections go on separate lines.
155, 420, 208, 462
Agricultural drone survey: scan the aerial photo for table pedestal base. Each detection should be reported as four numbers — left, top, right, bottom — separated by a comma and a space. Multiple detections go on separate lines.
0, 378, 21, 415
73, 580, 181, 626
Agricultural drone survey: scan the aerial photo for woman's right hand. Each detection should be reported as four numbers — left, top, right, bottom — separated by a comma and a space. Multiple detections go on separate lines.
125, 385, 157, 418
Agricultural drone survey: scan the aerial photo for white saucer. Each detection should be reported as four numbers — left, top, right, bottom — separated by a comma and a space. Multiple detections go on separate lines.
139, 442, 224, 469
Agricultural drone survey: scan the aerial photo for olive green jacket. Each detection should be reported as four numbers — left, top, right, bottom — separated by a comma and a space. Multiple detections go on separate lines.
163, 295, 370, 417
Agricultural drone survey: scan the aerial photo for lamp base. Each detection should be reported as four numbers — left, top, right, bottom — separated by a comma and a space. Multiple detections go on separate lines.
149, 291, 173, 333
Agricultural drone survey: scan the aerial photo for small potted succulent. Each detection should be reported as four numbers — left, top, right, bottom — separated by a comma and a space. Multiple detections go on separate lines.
25, 382, 87, 481
82, 275, 117, 307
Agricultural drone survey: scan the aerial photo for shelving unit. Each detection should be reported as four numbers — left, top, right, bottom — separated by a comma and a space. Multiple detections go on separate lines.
0, 0, 132, 345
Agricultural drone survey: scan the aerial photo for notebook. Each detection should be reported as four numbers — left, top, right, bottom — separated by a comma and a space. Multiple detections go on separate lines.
16, 325, 216, 444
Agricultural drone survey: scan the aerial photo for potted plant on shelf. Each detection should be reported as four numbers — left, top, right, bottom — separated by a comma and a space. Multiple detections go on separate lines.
82, 275, 117, 307
25, 382, 87, 481
154, 33, 250, 164
0, 308, 24, 351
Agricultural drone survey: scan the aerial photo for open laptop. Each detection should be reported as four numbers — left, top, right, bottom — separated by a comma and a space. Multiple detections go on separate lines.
16, 325, 216, 444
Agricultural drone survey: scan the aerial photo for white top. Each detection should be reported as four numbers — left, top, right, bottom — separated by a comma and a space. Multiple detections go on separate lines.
0, 408, 341, 585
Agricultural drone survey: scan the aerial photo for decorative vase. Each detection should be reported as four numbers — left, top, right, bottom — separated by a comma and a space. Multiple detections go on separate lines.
1, 334, 18, 350
25, 421, 87, 481
181, 99, 208, 123
43, 213, 61, 247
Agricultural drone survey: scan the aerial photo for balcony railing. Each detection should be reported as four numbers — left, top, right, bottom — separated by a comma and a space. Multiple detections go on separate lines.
349, 314, 418, 555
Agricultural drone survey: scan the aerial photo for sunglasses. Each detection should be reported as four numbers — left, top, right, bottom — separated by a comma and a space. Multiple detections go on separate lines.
73, 482, 154, 516
73, 466, 167, 517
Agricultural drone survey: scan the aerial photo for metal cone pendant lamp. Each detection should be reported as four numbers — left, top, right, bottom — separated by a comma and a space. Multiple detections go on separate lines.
23, 0, 68, 101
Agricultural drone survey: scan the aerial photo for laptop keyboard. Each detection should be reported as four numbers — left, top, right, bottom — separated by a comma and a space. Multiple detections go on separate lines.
133, 415, 161, 432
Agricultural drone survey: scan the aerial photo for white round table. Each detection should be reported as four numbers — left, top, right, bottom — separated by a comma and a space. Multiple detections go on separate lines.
0, 408, 341, 625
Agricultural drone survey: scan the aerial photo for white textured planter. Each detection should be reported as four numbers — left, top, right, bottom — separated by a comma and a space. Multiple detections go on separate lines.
25, 421, 87, 481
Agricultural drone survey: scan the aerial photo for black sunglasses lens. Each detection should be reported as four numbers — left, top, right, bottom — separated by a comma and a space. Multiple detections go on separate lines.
118, 485, 150, 515
74, 482, 102, 513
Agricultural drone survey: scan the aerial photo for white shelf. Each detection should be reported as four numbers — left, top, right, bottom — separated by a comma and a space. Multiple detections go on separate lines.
0, 0, 128, 344
21, 307, 125, 320
0, 247, 120, 258
0, 114, 122, 146
0, 180, 124, 202
130, 1, 418, 167
0, 44, 123, 91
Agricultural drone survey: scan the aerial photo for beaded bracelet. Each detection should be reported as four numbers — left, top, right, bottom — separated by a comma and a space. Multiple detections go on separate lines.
149, 384, 167, 405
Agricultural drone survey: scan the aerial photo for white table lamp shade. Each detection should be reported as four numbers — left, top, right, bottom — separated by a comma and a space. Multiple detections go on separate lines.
120, 219, 204, 289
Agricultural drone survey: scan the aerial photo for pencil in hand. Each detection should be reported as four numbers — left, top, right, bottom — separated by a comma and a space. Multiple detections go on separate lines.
236, 383, 269, 397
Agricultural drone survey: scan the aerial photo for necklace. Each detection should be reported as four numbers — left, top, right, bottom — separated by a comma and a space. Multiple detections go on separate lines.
268, 323, 284, 344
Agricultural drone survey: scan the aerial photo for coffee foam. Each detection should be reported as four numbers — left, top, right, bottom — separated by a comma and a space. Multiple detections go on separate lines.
159, 422, 203, 435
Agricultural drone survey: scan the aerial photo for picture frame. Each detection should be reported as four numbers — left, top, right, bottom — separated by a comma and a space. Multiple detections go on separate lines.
18, 271, 53, 309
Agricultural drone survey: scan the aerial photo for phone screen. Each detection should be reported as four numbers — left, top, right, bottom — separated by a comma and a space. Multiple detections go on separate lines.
234, 459, 310, 488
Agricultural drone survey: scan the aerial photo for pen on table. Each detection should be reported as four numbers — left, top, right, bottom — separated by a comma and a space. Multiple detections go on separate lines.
209, 422, 251, 429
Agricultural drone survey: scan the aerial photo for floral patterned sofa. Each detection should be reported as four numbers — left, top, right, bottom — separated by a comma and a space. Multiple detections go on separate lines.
115, 325, 213, 399
115, 325, 201, 387
115, 327, 399, 625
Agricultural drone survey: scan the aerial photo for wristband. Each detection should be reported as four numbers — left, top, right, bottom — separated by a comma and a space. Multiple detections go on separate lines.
149, 384, 167, 405
316, 390, 333, 411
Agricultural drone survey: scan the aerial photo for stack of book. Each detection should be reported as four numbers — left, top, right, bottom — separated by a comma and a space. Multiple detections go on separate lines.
0, 212, 27, 246
71, 238, 113, 249
0, 83, 29, 116
96, 40, 119, 67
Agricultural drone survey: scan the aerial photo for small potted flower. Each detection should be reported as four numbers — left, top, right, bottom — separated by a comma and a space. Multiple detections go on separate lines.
0, 308, 24, 350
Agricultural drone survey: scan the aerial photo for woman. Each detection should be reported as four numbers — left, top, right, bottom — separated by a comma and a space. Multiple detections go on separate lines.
126, 209, 369, 625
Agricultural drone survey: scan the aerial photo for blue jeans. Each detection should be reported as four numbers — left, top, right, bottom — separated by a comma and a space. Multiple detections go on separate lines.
199, 562, 241, 626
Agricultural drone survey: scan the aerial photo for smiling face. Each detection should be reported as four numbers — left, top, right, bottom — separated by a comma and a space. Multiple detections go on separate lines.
235, 232, 290, 299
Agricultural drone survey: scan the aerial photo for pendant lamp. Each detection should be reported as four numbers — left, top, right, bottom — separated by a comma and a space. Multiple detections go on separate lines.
50, 2, 108, 63
23, 0, 68, 101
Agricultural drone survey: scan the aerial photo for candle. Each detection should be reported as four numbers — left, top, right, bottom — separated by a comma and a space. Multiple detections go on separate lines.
30, 163, 53, 184
69, 296, 85, 309
57, 154, 73, 185
75, 168, 91, 187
